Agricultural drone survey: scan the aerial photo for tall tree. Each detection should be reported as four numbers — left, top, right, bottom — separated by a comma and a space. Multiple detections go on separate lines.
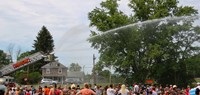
33, 26, 54, 54
88, 0, 200, 86
128, 0, 199, 86
32, 26, 55, 72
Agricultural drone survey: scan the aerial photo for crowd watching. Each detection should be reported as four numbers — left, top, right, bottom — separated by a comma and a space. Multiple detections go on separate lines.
0, 82, 196, 95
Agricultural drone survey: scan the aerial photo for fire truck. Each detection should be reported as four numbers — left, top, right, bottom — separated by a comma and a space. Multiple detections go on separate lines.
0, 76, 15, 87
0, 52, 52, 86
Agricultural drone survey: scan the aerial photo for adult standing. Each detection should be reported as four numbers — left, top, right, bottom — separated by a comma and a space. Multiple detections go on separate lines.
118, 84, 129, 95
107, 84, 115, 95
185, 86, 190, 95
96, 85, 102, 95
151, 87, 157, 95
49, 85, 61, 95
62, 85, 68, 95
76, 83, 96, 95
195, 83, 200, 95
43, 86, 50, 95
133, 83, 139, 94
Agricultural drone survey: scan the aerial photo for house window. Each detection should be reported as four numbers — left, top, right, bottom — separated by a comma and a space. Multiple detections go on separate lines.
58, 68, 62, 74
46, 68, 50, 74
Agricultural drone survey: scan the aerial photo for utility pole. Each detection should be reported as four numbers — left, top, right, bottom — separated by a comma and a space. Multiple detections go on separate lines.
93, 54, 96, 84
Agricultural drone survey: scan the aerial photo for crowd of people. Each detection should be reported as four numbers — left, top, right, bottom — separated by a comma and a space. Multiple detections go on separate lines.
0, 82, 196, 95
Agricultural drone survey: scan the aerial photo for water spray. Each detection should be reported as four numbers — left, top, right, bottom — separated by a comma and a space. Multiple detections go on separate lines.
88, 15, 200, 40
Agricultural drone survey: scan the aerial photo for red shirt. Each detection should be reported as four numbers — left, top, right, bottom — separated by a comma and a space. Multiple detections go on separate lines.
26, 92, 31, 95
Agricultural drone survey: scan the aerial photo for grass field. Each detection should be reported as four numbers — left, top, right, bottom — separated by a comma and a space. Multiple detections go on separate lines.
195, 78, 200, 82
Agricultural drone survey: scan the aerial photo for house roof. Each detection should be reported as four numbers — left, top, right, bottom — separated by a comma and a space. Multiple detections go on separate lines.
67, 71, 84, 78
41, 61, 67, 69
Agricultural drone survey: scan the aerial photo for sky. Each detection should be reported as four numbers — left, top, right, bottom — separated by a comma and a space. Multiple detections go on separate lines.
0, 0, 200, 74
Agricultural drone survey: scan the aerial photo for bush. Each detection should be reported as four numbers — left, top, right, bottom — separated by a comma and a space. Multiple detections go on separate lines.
15, 71, 41, 84
28, 72, 41, 84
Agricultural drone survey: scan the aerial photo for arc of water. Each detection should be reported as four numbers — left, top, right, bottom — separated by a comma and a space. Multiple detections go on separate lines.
88, 15, 200, 40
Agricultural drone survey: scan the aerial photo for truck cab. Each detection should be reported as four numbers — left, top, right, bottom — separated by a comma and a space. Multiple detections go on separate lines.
0, 76, 15, 87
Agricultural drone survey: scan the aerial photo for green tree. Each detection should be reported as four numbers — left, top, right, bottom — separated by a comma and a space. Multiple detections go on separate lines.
0, 50, 11, 68
28, 72, 42, 84
88, 0, 200, 86
128, 0, 198, 21
88, 0, 134, 83
17, 51, 33, 61
88, 0, 132, 32
128, 0, 199, 86
15, 70, 41, 84
33, 26, 54, 54
69, 63, 82, 72
15, 70, 26, 84
33, 26, 55, 72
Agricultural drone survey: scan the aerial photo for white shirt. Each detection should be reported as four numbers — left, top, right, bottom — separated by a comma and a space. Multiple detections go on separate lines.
152, 90, 157, 95
134, 85, 139, 93
118, 89, 129, 95
107, 88, 116, 95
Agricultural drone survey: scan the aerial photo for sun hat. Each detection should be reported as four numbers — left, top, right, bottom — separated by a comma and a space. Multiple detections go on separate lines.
173, 85, 177, 88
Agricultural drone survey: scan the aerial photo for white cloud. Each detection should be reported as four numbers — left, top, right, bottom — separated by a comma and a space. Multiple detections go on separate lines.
0, 0, 102, 73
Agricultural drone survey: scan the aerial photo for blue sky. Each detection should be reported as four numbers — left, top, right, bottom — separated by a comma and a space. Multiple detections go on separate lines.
0, 0, 200, 74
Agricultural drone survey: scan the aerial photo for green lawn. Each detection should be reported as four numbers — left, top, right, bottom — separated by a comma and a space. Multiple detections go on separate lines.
195, 78, 200, 82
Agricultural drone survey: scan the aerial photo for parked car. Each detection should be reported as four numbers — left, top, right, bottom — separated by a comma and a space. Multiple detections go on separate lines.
65, 78, 82, 84
51, 80, 58, 84
65, 78, 74, 83
41, 78, 57, 84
